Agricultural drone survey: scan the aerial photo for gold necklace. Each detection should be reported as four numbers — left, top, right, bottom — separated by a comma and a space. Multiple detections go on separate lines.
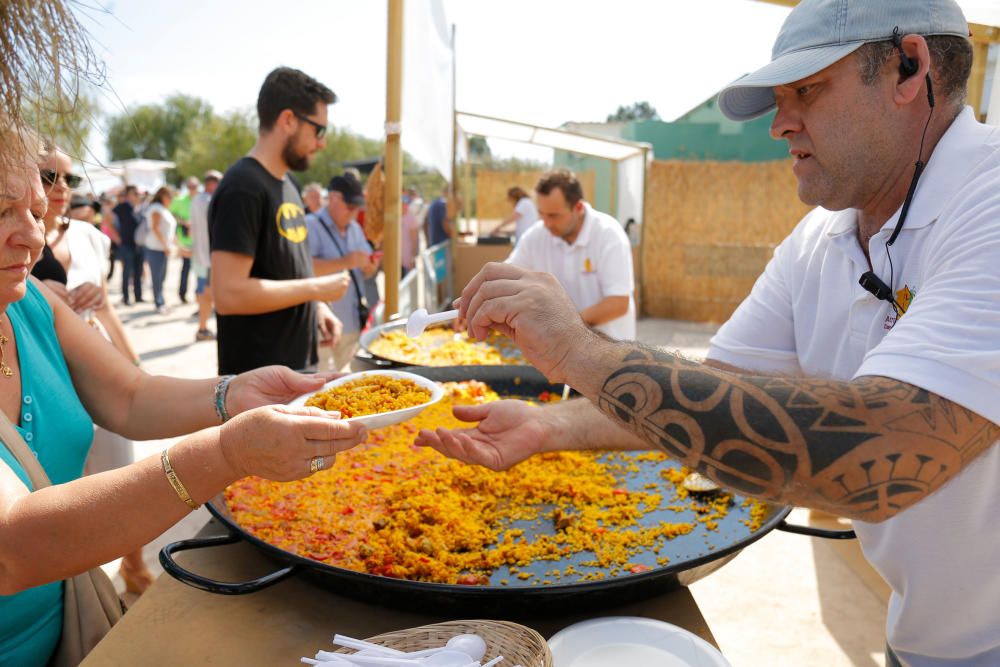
0, 318, 12, 377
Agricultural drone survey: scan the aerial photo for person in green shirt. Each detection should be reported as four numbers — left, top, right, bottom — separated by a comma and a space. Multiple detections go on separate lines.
169, 177, 198, 303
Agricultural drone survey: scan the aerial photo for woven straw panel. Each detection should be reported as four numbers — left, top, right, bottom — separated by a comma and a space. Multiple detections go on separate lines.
642, 159, 812, 322
475, 169, 595, 220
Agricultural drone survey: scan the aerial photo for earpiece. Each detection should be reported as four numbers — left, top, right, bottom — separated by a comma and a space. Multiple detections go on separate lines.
858, 27, 937, 313
892, 28, 935, 109
892, 26, 919, 78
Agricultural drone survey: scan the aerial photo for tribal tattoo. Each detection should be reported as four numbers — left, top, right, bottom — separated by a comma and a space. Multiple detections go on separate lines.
596, 347, 999, 521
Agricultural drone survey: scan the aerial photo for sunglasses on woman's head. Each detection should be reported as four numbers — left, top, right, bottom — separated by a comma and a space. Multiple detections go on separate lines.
40, 169, 83, 189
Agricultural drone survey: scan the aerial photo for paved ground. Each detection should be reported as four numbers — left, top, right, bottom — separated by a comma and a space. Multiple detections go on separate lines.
101, 260, 888, 666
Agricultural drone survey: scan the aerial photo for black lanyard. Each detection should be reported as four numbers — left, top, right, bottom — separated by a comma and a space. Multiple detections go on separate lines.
317, 217, 367, 308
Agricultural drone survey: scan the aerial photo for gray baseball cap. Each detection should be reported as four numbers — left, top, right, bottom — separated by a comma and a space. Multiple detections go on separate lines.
718, 0, 969, 122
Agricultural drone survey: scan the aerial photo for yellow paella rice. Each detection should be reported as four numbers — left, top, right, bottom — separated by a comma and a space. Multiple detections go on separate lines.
304, 375, 431, 418
226, 381, 768, 585
368, 327, 523, 366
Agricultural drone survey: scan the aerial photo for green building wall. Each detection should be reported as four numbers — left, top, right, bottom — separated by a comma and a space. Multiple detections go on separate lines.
554, 97, 789, 213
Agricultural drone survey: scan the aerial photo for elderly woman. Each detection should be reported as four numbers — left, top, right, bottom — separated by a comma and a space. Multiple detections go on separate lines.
0, 131, 367, 665
31, 146, 158, 593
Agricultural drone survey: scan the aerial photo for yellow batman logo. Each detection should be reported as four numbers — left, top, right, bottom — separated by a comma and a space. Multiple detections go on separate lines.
276, 202, 308, 243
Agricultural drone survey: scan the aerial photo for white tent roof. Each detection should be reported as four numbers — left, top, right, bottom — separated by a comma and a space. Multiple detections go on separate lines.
112, 158, 176, 171
958, 2, 1000, 28
456, 111, 650, 161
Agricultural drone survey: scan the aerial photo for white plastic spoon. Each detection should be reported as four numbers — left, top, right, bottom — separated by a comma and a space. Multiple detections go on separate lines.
393, 633, 487, 661
326, 654, 421, 667
445, 634, 487, 662
318, 650, 389, 663
424, 650, 481, 667
332, 635, 406, 657
405, 308, 459, 338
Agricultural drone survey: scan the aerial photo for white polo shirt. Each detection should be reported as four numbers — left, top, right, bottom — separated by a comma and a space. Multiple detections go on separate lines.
708, 107, 1000, 666
513, 196, 539, 242
508, 204, 636, 340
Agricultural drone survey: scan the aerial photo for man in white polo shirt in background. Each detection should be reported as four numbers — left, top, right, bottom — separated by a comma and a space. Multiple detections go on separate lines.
506, 168, 635, 340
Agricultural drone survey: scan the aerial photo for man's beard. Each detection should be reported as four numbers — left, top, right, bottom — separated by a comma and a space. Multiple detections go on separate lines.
282, 139, 311, 172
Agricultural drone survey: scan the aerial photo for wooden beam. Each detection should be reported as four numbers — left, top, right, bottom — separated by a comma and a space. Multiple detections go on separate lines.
969, 24, 1000, 120
384, 0, 403, 318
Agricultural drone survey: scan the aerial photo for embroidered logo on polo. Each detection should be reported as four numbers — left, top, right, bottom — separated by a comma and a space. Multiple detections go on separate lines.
276, 202, 308, 243
583, 257, 594, 273
884, 284, 916, 330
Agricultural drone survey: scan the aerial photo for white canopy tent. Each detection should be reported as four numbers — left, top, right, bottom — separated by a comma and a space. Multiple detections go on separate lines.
72, 159, 176, 196
455, 111, 653, 228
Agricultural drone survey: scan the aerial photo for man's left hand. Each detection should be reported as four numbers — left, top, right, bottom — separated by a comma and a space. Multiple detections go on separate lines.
414, 399, 550, 471
317, 302, 343, 345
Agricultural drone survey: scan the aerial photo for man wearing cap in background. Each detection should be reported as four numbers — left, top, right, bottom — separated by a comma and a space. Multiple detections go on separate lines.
418, 2, 1000, 664
306, 172, 381, 371
191, 169, 221, 342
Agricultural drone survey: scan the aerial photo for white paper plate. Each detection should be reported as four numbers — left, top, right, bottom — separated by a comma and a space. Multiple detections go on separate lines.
548, 616, 731, 667
288, 370, 444, 430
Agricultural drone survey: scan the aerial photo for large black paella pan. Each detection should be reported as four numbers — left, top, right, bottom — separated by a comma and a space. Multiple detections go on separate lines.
161, 366, 852, 614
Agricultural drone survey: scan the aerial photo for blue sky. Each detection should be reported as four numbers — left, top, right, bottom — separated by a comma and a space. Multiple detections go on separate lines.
80, 0, 793, 159
79, 0, 999, 161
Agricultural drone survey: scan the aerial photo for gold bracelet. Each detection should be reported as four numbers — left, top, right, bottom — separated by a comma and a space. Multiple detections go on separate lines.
161, 449, 200, 510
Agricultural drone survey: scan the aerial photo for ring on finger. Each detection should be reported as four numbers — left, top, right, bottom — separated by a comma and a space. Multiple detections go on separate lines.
309, 455, 325, 474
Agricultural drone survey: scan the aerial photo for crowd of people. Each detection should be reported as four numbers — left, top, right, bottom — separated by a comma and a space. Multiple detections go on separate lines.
2, 0, 1000, 666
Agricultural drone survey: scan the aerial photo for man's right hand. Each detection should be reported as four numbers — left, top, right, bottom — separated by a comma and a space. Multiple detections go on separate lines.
316, 271, 350, 302
414, 400, 551, 471
458, 262, 592, 384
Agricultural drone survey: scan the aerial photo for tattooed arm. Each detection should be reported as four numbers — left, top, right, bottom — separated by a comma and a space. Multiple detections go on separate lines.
592, 344, 998, 521
459, 263, 999, 522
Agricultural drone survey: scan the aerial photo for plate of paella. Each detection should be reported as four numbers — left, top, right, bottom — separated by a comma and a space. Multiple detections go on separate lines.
289, 370, 445, 430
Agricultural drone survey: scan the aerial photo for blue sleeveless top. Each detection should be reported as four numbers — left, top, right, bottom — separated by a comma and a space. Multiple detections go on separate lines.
0, 281, 95, 666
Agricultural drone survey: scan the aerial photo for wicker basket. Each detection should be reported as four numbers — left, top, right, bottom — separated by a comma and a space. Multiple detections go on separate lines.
332, 619, 553, 667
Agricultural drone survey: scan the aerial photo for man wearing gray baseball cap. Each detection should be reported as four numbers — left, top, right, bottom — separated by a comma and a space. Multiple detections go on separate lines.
418, 2, 1000, 665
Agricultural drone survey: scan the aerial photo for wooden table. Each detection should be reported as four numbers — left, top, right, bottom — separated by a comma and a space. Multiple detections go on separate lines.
82, 519, 718, 665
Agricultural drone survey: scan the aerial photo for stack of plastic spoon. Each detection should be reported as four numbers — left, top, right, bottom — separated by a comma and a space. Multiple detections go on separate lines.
301, 632, 504, 667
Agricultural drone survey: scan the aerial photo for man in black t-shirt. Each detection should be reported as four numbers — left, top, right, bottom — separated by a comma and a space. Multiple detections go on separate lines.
209, 67, 350, 374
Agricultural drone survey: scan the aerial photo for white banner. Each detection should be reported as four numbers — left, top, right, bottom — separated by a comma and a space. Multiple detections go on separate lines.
402, 0, 454, 180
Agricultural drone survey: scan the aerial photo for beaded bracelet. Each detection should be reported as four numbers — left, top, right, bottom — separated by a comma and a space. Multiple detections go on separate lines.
214, 374, 236, 423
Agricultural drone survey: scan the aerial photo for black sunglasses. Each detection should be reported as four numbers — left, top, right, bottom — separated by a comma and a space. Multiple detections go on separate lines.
293, 111, 327, 139
40, 169, 83, 189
